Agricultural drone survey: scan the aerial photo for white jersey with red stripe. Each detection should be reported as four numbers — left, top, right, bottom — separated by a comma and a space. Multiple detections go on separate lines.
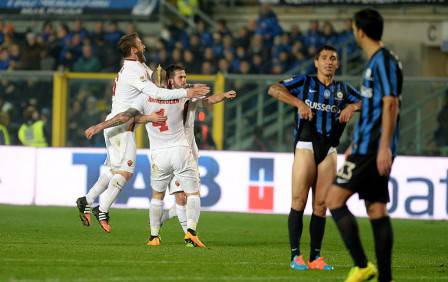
142, 96, 190, 150
108, 59, 187, 120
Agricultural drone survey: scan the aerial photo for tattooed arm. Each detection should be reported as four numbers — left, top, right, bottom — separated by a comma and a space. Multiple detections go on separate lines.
84, 108, 167, 139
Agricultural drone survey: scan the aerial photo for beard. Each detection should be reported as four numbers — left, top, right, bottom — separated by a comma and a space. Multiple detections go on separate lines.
137, 50, 146, 63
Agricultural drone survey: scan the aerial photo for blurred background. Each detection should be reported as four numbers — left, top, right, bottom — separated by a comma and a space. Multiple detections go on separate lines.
0, 0, 447, 156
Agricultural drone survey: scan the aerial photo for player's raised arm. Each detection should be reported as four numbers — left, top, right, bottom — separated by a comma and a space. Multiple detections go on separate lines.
84, 108, 141, 139
268, 83, 313, 121
204, 90, 237, 104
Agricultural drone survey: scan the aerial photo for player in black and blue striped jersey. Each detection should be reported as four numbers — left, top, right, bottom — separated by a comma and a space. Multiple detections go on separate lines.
268, 45, 361, 271
326, 9, 403, 282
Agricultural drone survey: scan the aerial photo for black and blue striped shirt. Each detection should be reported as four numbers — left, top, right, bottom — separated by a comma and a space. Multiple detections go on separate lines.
352, 48, 403, 155
280, 75, 361, 146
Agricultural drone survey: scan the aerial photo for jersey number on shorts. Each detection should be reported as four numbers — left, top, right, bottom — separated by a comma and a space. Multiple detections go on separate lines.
152, 109, 168, 132
337, 161, 356, 180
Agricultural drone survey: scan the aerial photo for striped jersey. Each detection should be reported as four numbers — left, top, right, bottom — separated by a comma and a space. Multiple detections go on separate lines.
352, 48, 403, 155
280, 75, 361, 146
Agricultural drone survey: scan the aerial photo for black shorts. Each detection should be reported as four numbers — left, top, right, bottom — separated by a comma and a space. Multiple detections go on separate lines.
333, 154, 390, 203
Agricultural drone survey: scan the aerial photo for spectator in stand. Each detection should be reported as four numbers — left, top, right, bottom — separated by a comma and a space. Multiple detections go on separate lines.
203, 47, 216, 65
212, 32, 224, 57
195, 19, 213, 47
290, 24, 305, 44
247, 19, 257, 38
0, 48, 10, 70
338, 19, 357, 54
20, 32, 43, 70
304, 20, 323, 57
250, 34, 270, 63
218, 58, 230, 74
72, 20, 89, 41
201, 61, 214, 75
235, 26, 251, 49
73, 44, 101, 72
18, 106, 49, 147
189, 34, 203, 58
321, 21, 338, 46
103, 21, 124, 47
216, 18, 232, 38
9, 43, 21, 69
171, 48, 182, 65
251, 54, 268, 74
256, 3, 283, 49
184, 49, 201, 74
177, 0, 198, 18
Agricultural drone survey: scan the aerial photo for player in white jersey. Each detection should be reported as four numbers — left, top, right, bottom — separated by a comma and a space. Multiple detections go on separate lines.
158, 64, 236, 246
76, 33, 209, 233
139, 67, 207, 248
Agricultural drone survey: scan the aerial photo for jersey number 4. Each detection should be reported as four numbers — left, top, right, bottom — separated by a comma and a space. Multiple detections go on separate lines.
152, 109, 168, 132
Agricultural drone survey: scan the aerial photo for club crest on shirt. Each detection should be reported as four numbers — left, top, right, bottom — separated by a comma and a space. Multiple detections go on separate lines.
335, 91, 344, 100
127, 160, 133, 167
140, 76, 146, 82
324, 89, 331, 99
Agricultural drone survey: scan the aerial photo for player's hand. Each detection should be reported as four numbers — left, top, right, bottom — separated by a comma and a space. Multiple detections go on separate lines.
344, 144, 352, 160
223, 90, 236, 100
377, 146, 393, 176
84, 126, 98, 140
297, 104, 313, 121
187, 85, 210, 98
144, 112, 167, 123
339, 104, 356, 123
192, 83, 208, 88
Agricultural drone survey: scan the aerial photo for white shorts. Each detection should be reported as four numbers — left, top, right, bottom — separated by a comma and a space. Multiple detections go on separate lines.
151, 146, 199, 194
104, 127, 136, 173
296, 141, 337, 155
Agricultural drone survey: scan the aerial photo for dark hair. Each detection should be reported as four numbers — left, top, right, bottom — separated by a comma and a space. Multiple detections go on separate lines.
166, 64, 185, 79
117, 32, 138, 57
354, 8, 383, 41
314, 45, 338, 60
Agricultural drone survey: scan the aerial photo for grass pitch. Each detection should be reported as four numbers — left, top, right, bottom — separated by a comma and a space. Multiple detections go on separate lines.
0, 204, 447, 281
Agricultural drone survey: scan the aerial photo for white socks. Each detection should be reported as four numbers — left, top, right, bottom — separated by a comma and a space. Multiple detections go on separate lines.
85, 170, 112, 205
150, 198, 163, 236
99, 174, 126, 212
176, 204, 188, 233
186, 195, 200, 231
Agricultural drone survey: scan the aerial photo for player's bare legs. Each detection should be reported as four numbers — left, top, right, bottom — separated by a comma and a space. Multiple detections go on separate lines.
307, 152, 336, 270
289, 149, 315, 270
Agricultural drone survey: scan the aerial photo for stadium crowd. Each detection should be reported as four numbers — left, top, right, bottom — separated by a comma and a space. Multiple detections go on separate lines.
0, 4, 358, 147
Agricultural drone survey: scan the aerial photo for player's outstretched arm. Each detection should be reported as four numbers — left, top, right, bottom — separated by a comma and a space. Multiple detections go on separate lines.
339, 101, 362, 123
268, 83, 313, 121
84, 108, 140, 139
205, 90, 237, 104
140, 79, 210, 100
377, 96, 399, 176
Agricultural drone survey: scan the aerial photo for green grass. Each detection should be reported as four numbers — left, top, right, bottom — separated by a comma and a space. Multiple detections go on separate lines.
0, 205, 447, 282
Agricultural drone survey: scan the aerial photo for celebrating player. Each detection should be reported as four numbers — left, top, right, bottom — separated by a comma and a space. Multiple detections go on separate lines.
76, 32, 209, 233
326, 9, 402, 282
159, 64, 236, 246
268, 45, 361, 271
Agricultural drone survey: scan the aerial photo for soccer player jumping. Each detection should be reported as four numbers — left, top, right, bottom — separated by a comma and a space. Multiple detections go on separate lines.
326, 9, 403, 282
76, 33, 209, 233
269, 45, 361, 271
